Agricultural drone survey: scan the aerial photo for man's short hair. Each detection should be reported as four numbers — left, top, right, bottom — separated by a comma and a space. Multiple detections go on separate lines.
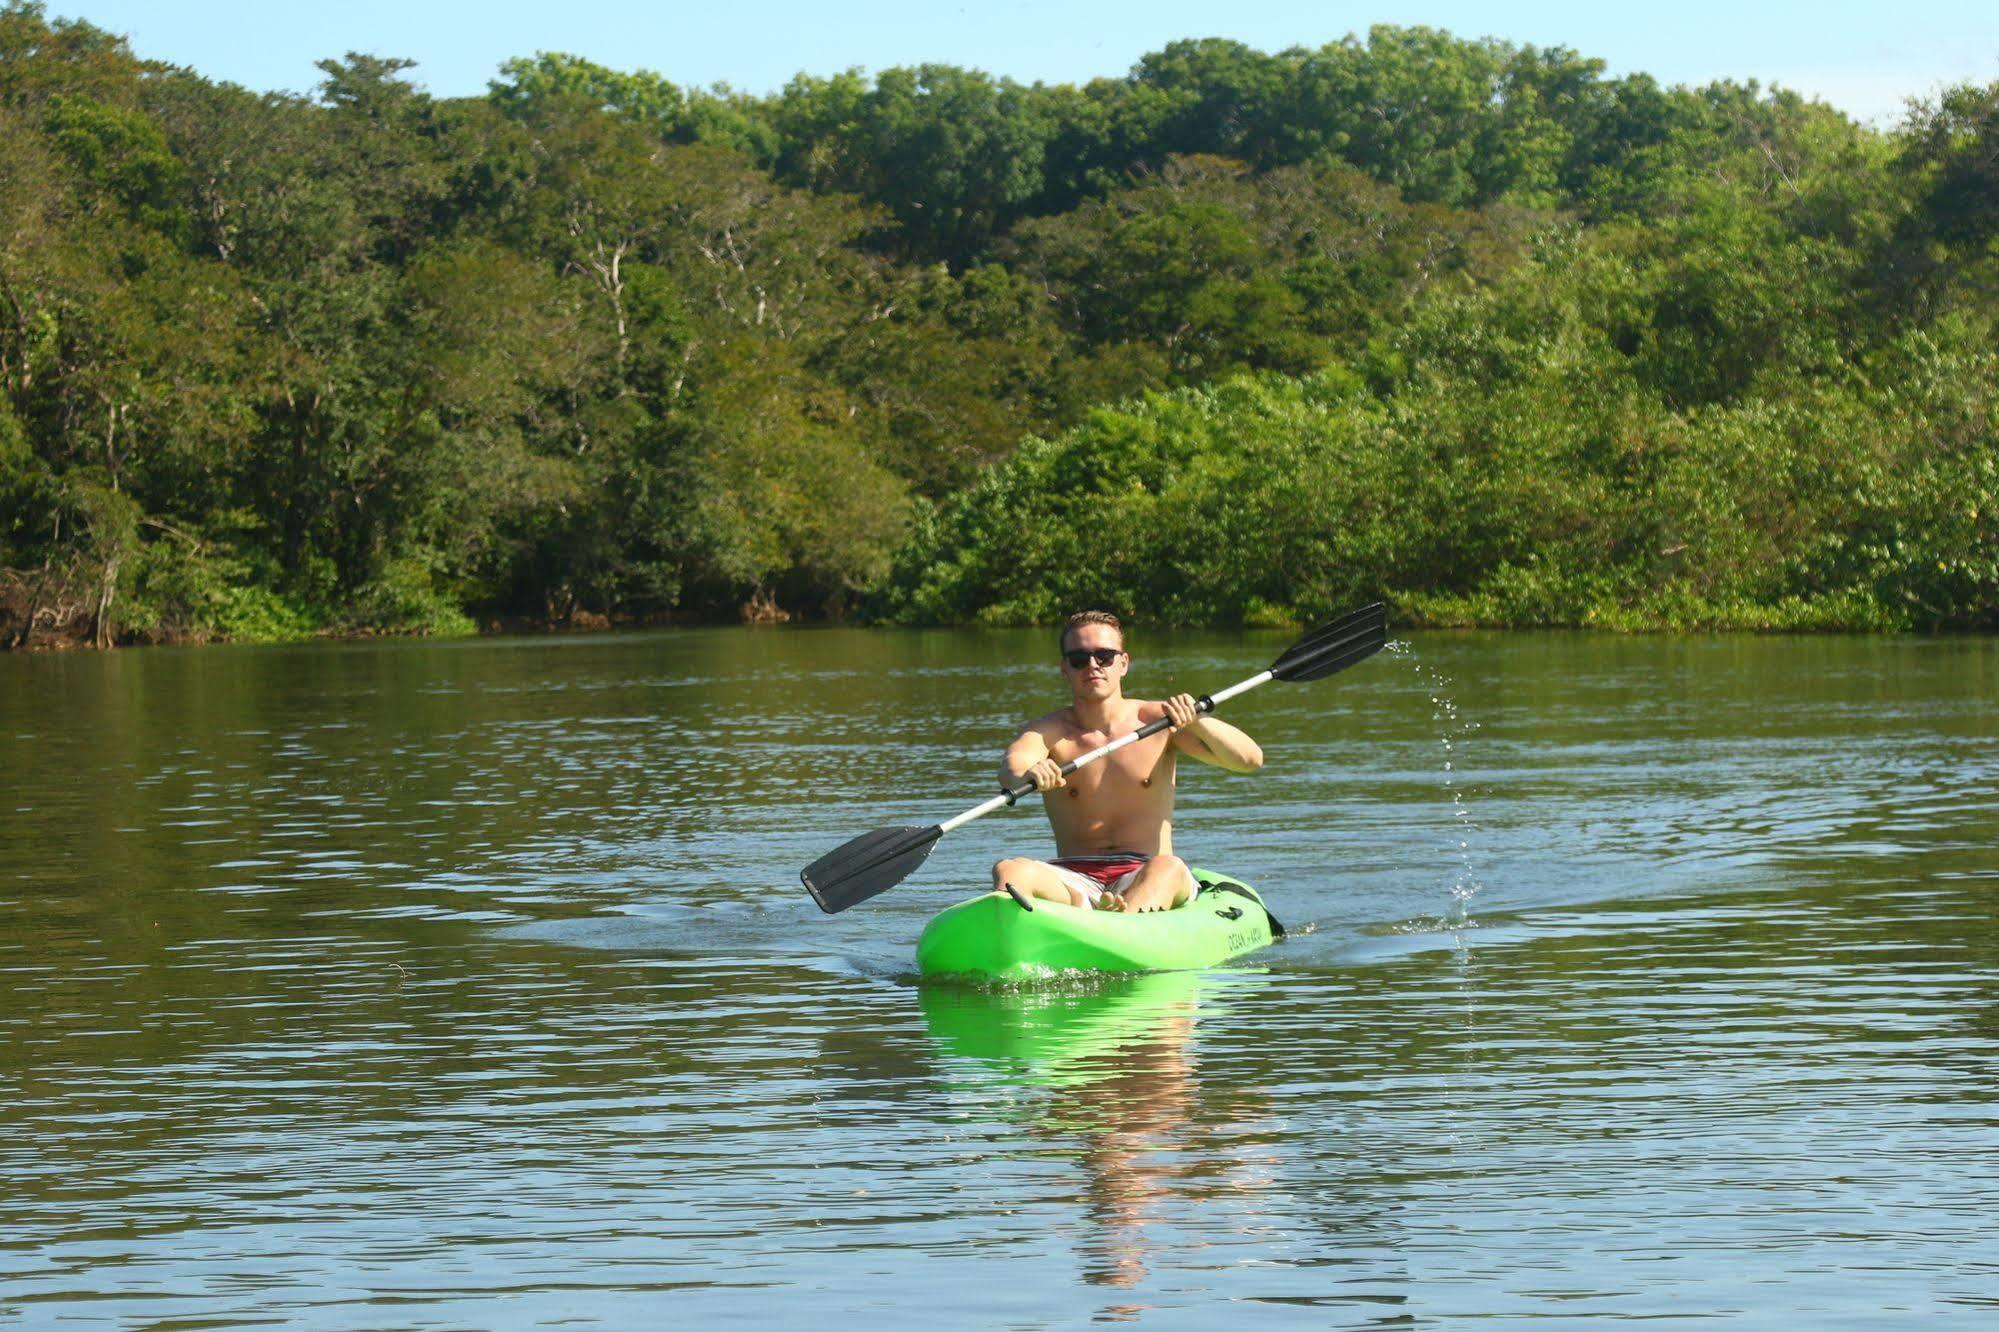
1060, 610, 1124, 652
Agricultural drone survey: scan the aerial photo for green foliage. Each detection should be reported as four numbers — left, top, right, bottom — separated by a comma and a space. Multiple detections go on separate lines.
870, 375, 1422, 627
871, 285, 1999, 631
826, 261, 1072, 491
837, 64, 1058, 264
0, 400, 40, 559
1, 8, 1995, 647
489, 51, 778, 163
344, 553, 477, 637
207, 581, 319, 643
491, 51, 693, 126
42, 93, 188, 241
1004, 154, 1536, 390
0, 2, 146, 108
125, 535, 319, 643
1903, 82, 1999, 251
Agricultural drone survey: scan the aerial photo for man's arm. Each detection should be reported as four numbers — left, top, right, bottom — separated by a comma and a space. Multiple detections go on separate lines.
1000, 724, 1064, 791
1160, 693, 1264, 773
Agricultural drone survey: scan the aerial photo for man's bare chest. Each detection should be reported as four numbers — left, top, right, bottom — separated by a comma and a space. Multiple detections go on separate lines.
1049, 727, 1174, 793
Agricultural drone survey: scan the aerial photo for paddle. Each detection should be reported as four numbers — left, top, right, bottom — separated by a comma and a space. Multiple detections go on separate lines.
799, 602, 1388, 914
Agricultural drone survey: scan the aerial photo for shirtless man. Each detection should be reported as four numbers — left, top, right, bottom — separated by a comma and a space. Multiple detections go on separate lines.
993, 610, 1264, 913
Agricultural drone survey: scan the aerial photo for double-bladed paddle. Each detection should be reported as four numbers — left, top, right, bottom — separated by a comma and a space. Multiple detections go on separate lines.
799, 602, 1388, 914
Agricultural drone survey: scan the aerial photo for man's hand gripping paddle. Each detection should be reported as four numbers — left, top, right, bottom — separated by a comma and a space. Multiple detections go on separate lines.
798, 603, 1388, 914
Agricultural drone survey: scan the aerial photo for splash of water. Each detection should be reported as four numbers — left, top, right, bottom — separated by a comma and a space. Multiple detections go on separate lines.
1380, 639, 1490, 1152
1384, 639, 1485, 931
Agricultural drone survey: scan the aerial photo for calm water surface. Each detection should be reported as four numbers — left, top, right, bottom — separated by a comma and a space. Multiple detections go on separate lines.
2, 628, 1994, 1327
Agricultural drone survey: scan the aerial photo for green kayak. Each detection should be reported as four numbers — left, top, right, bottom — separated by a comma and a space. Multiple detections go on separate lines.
915, 868, 1279, 980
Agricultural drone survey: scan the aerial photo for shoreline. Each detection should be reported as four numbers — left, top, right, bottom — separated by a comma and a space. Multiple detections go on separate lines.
3, 605, 1977, 653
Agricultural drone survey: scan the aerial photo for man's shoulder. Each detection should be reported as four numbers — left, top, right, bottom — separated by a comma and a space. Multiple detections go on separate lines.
1024, 700, 1156, 738
1022, 706, 1077, 737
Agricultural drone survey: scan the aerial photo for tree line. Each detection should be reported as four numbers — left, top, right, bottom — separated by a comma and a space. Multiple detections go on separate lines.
1, 1, 1993, 645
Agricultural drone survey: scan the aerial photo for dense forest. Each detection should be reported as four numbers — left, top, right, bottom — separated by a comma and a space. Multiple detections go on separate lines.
1, 1, 1994, 646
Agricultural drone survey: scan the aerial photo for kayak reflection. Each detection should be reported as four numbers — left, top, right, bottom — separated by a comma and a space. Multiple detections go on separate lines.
920, 974, 1273, 1293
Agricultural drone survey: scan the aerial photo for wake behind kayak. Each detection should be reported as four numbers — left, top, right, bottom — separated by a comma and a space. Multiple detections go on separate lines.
915, 868, 1279, 980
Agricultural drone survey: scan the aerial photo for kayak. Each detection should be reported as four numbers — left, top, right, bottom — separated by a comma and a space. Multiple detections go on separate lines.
915, 867, 1279, 980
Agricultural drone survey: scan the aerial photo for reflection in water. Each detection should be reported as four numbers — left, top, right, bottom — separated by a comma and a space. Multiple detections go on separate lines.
1069, 1025, 1194, 1295
920, 975, 1268, 1302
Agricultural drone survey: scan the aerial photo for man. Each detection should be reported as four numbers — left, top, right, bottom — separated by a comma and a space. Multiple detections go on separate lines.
993, 610, 1264, 913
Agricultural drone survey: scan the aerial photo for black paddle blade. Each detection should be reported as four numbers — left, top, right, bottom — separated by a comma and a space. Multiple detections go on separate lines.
1269, 602, 1387, 682
801, 824, 944, 914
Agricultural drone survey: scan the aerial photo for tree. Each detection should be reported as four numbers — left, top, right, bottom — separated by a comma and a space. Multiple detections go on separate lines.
1127, 38, 1291, 165
1906, 81, 1999, 250
0, 2, 150, 109
1892, 81, 1999, 314
1286, 27, 1508, 206
489, 50, 779, 163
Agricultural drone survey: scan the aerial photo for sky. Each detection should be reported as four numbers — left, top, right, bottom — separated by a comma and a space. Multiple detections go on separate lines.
41, 1, 1999, 128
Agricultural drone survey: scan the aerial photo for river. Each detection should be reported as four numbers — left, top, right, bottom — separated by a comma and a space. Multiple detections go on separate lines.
2, 627, 1994, 1326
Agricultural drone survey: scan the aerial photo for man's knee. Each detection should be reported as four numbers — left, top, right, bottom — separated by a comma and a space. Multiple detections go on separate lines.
1132, 854, 1193, 908
993, 856, 1036, 882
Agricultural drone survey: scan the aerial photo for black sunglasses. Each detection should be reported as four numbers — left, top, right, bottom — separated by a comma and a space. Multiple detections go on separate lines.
1063, 647, 1123, 669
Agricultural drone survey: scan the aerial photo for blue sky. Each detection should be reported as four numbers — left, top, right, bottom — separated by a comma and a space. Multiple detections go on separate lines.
46, 1, 1999, 127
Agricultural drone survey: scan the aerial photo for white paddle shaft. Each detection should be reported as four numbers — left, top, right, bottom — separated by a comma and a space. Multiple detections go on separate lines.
1204, 669, 1273, 708
938, 792, 1012, 834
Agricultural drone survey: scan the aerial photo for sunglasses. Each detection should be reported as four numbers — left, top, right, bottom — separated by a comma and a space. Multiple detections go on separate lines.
1063, 647, 1123, 669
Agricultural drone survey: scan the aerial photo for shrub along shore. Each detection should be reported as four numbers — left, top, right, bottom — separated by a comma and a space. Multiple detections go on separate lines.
2, 4, 1994, 646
